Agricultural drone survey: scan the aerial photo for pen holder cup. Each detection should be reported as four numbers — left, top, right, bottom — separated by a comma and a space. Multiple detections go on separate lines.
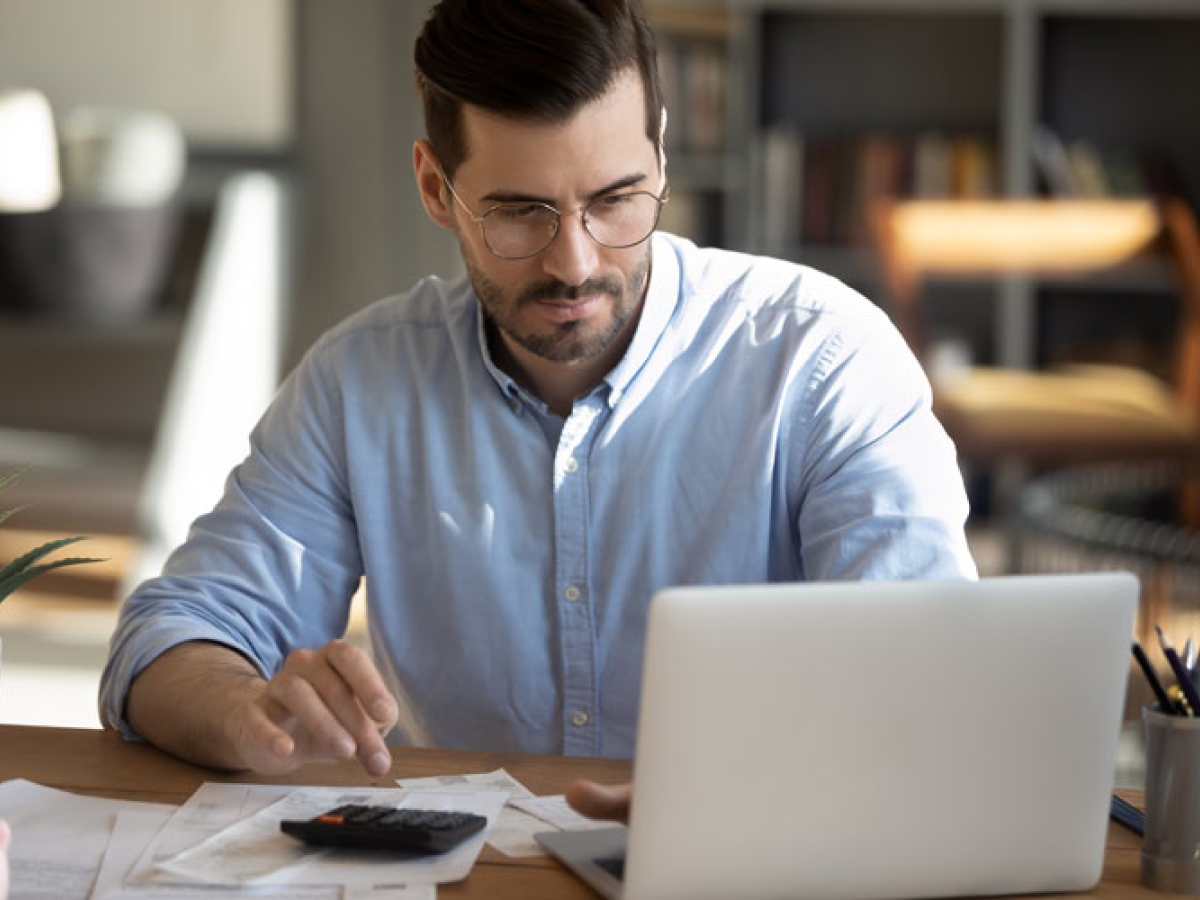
1142, 706, 1200, 894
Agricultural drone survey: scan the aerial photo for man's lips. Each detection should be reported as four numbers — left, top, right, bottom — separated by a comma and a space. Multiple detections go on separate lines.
530, 294, 606, 323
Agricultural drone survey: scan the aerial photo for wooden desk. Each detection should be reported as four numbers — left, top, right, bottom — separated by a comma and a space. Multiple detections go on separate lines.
0, 724, 1156, 898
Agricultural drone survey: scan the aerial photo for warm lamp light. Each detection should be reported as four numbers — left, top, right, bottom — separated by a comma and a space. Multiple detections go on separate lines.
890, 199, 1160, 273
0, 89, 61, 213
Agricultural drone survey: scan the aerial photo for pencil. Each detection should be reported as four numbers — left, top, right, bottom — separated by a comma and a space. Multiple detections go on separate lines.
1169, 684, 1195, 717
1155, 625, 1200, 715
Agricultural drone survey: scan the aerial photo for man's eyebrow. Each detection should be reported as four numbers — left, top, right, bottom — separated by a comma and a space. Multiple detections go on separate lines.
480, 173, 649, 206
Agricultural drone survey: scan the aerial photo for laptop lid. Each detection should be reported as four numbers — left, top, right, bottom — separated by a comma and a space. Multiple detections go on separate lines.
552, 573, 1136, 900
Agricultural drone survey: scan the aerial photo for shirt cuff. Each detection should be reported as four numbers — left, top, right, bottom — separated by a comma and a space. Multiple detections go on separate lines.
99, 617, 264, 741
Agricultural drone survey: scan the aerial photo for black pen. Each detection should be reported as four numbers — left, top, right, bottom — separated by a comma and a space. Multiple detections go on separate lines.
1155, 625, 1200, 716
1132, 640, 1174, 713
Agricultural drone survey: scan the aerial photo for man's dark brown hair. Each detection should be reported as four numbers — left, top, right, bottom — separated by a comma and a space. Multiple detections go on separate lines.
414, 0, 664, 180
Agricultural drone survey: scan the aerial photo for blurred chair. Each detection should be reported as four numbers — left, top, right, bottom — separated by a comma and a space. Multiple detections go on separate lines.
871, 197, 1200, 562
123, 171, 289, 594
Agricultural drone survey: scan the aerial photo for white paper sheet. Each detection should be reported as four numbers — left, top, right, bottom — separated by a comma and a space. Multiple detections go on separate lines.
154, 787, 348, 885
91, 808, 175, 899
396, 768, 557, 857
94, 808, 424, 900
0, 778, 175, 900
126, 782, 298, 886
343, 887, 435, 900
510, 795, 615, 832
394, 768, 535, 800
484, 806, 563, 858
155, 786, 507, 887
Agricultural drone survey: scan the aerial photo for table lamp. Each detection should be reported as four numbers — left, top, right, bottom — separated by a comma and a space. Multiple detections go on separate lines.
0, 89, 61, 214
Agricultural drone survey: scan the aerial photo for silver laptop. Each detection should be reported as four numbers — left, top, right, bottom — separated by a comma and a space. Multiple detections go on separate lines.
538, 573, 1138, 900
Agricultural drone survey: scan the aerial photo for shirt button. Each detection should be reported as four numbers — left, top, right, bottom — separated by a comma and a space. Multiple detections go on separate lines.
564, 585, 581, 602
565, 457, 579, 473
572, 710, 589, 727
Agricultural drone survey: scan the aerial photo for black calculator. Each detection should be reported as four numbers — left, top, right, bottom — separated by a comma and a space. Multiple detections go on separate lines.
280, 803, 488, 854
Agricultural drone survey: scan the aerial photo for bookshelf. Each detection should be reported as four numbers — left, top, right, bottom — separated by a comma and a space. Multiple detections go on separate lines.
648, 0, 1200, 370
648, 5, 746, 247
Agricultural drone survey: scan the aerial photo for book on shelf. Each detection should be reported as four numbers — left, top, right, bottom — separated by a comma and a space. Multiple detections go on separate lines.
759, 124, 804, 251
1066, 142, 1109, 197
1103, 149, 1150, 197
658, 34, 727, 155
757, 130, 998, 250
950, 135, 996, 199
1030, 126, 1186, 201
912, 132, 952, 199
1031, 126, 1079, 197
658, 187, 719, 247
801, 138, 839, 246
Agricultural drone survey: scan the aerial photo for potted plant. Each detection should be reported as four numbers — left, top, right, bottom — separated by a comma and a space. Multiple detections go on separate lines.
0, 466, 102, 674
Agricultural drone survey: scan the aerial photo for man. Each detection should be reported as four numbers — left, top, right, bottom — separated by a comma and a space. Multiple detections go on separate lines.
100, 0, 976, 782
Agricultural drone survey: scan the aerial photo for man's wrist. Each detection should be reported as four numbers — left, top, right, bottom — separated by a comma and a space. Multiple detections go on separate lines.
126, 642, 270, 771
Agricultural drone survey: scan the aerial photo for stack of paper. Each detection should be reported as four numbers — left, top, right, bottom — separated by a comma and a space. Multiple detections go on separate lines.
0, 768, 611, 898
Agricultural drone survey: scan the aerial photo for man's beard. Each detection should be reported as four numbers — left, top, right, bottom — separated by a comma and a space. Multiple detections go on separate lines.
466, 248, 651, 364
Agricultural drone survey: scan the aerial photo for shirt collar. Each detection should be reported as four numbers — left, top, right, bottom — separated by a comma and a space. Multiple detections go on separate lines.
602, 232, 680, 406
475, 305, 530, 412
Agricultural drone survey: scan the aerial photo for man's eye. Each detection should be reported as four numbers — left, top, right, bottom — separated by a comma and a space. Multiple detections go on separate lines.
595, 193, 635, 209
494, 204, 547, 222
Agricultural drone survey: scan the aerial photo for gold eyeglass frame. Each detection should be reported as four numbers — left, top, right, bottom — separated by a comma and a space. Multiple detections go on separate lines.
439, 167, 670, 260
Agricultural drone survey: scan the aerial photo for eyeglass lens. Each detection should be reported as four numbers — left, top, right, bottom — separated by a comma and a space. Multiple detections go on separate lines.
482, 192, 664, 259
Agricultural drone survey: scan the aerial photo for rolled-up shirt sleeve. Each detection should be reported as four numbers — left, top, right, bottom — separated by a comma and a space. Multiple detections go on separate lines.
99, 341, 364, 739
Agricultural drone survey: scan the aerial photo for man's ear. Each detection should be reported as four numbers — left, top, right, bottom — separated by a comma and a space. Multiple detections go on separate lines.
413, 139, 455, 229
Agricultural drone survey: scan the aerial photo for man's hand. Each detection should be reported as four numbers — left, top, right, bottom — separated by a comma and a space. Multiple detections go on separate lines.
126, 639, 399, 777
232, 640, 399, 775
564, 780, 631, 823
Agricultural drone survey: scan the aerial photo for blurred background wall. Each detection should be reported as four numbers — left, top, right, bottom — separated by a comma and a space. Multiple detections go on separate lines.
0, 0, 455, 727
0, 0, 456, 539
0, 0, 1196, 588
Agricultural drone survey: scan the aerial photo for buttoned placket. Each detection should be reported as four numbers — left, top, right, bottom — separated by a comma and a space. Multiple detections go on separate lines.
553, 395, 605, 755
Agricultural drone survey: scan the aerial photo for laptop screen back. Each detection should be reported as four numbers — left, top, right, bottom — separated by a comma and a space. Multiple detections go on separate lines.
622, 574, 1137, 900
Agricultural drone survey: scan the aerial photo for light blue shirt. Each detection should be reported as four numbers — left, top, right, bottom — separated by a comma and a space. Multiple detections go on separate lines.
101, 232, 976, 758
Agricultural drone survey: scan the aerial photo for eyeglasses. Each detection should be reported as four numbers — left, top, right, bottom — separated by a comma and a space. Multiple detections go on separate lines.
441, 173, 669, 260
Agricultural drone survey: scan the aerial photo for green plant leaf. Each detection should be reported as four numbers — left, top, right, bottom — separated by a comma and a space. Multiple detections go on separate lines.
0, 464, 31, 494
0, 535, 89, 586
1, 464, 33, 529
0, 555, 107, 602
0, 465, 103, 604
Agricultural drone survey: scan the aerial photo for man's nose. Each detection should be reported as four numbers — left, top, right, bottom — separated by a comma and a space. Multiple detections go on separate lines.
541, 210, 599, 287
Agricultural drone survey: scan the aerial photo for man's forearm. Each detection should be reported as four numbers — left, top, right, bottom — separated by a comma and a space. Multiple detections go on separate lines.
124, 641, 268, 771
